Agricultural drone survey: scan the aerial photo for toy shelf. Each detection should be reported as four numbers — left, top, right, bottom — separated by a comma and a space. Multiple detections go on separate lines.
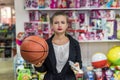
25, 7, 120, 11
24, 9, 120, 42
79, 39, 120, 43
29, 21, 49, 24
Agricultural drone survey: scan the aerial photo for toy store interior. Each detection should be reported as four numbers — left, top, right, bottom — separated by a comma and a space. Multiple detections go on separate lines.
0, 0, 15, 80
1, 0, 120, 80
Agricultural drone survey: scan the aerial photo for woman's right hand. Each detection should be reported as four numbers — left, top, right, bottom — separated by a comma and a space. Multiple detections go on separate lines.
34, 60, 44, 67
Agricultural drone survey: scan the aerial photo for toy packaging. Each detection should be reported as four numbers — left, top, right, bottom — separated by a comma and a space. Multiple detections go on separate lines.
38, 0, 45, 8
25, 0, 38, 9
29, 11, 49, 22
29, 11, 41, 21
24, 22, 50, 39
89, 10, 117, 40
57, 0, 67, 8
24, 22, 39, 37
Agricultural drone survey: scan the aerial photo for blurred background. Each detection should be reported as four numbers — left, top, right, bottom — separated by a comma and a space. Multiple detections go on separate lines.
0, 0, 15, 80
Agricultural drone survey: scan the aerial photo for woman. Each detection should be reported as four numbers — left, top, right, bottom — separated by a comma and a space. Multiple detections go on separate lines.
34, 11, 82, 80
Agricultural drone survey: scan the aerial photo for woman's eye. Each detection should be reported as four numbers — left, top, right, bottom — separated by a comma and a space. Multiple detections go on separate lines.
61, 21, 65, 24
54, 21, 58, 24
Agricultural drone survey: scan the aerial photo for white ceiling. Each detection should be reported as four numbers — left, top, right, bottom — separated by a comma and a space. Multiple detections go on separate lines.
0, 0, 14, 6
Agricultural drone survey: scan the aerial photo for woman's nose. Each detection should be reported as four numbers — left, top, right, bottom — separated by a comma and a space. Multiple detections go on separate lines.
58, 23, 61, 26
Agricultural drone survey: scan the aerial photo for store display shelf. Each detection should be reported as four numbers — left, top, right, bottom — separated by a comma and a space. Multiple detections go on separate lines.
79, 39, 120, 43
25, 7, 120, 11
29, 21, 49, 24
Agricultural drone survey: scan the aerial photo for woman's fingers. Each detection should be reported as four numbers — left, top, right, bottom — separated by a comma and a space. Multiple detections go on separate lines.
34, 60, 44, 67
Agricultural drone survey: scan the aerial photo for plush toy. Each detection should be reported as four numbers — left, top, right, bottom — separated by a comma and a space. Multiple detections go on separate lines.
105, 68, 114, 80
83, 66, 96, 80
16, 32, 25, 46
16, 65, 24, 75
94, 68, 103, 80
17, 69, 31, 80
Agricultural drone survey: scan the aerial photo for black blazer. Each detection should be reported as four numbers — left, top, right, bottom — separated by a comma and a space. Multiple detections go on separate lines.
35, 34, 82, 80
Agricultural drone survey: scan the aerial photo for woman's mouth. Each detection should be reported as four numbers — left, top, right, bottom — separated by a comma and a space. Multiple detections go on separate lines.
57, 28, 62, 30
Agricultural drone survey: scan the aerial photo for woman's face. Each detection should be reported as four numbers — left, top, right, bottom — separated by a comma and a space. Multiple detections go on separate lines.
51, 15, 68, 34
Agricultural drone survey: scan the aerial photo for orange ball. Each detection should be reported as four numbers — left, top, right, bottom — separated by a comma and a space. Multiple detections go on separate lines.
20, 36, 48, 64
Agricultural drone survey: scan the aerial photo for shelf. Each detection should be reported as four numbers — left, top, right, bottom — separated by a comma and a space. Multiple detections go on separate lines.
28, 21, 49, 24
79, 39, 120, 43
26, 8, 120, 43
25, 7, 120, 11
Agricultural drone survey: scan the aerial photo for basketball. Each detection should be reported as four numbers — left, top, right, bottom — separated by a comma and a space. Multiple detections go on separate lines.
20, 36, 48, 64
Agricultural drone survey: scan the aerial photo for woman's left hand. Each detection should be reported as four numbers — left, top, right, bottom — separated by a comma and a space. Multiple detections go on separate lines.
72, 62, 80, 74
74, 62, 83, 78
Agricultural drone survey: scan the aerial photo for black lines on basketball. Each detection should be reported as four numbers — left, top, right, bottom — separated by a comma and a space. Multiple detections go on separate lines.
20, 36, 48, 64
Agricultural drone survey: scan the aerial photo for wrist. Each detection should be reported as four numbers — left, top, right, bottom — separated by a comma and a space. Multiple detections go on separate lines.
34, 63, 42, 67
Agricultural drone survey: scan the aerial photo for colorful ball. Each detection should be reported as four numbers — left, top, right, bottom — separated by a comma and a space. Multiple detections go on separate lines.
107, 46, 120, 65
92, 53, 107, 68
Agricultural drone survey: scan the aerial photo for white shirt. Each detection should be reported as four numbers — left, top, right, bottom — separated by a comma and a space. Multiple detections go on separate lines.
53, 41, 70, 73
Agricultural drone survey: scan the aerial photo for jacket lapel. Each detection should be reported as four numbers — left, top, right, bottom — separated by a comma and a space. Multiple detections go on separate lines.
47, 36, 57, 73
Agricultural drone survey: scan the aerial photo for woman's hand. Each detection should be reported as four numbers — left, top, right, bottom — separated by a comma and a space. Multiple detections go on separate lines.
73, 62, 83, 78
69, 61, 83, 74
71, 62, 83, 73
72, 62, 80, 73
34, 60, 44, 67
74, 62, 80, 69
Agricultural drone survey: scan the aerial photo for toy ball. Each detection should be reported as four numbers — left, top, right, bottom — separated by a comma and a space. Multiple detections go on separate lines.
92, 53, 108, 68
107, 46, 120, 65
20, 35, 48, 65
117, 30, 120, 40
